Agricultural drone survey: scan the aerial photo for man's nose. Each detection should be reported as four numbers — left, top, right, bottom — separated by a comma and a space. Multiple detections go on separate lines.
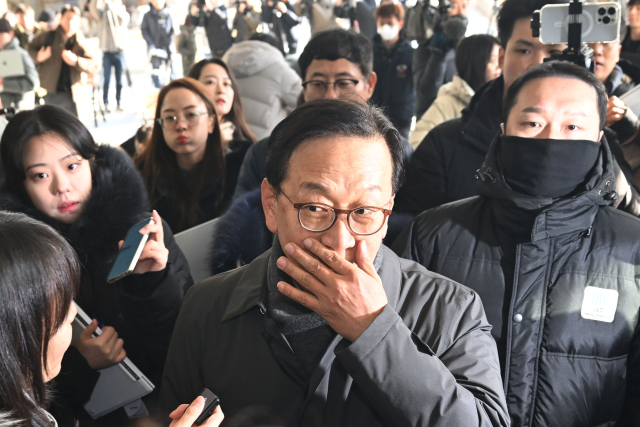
536, 125, 559, 140
323, 84, 339, 99
319, 214, 356, 257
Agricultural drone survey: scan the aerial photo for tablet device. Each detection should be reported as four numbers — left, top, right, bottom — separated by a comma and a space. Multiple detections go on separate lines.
0, 50, 25, 78
72, 303, 155, 419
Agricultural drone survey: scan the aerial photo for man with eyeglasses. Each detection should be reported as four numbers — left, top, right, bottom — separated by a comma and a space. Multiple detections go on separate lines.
160, 98, 509, 427
232, 28, 413, 200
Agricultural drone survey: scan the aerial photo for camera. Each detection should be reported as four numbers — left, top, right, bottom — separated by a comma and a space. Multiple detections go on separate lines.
532, 0, 621, 71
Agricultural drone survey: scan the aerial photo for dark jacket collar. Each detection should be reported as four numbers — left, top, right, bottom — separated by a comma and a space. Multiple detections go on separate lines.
222, 245, 402, 322
461, 76, 504, 154
475, 133, 616, 242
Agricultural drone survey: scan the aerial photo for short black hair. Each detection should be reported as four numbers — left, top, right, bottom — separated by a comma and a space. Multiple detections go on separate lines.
0, 18, 12, 33
503, 61, 608, 130
497, 0, 566, 48
455, 34, 501, 91
60, 4, 80, 17
630, 0, 640, 7
266, 98, 404, 195
298, 29, 373, 81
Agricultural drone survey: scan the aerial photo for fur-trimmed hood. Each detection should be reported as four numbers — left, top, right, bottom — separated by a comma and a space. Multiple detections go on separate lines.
0, 144, 151, 320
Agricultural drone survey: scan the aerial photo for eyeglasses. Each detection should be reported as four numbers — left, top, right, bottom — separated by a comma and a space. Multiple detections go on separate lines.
280, 191, 392, 236
156, 111, 208, 130
301, 78, 361, 97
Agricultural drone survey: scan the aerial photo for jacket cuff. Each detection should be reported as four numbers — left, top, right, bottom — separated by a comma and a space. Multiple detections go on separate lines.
122, 265, 169, 298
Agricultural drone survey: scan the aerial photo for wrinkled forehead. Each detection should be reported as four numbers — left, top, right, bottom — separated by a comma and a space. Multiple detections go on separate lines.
285, 136, 394, 196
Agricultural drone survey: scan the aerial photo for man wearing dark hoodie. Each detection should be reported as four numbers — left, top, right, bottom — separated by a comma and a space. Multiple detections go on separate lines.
396, 0, 640, 217
141, 0, 174, 88
393, 61, 640, 427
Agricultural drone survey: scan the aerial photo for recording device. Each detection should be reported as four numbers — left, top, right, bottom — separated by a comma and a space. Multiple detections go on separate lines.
106, 217, 154, 283
185, 388, 220, 426
532, 0, 621, 71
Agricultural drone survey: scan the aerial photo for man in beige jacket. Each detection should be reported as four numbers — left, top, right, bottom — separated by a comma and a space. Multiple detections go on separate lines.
28, 5, 97, 116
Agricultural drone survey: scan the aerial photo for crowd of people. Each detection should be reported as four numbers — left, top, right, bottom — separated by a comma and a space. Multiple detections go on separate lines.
1, 0, 640, 426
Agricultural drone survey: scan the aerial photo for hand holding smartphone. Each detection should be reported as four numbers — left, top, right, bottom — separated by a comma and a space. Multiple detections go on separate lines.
107, 210, 169, 283
169, 389, 223, 427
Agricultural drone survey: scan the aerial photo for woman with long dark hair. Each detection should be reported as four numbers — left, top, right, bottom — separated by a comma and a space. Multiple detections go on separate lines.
0, 105, 192, 424
188, 58, 256, 144
137, 77, 249, 233
0, 212, 224, 427
410, 34, 501, 148
0, 211, 79, 427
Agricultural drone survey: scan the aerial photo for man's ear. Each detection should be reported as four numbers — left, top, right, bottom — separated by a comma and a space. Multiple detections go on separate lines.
397, 20, 404, 30
364, 71, 377, 97
498, 45, 505, 69
261, 179, 279, 234
500, 123, 505, 134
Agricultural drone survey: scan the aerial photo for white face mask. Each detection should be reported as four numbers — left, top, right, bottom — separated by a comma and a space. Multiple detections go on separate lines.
378, 24, 399, 41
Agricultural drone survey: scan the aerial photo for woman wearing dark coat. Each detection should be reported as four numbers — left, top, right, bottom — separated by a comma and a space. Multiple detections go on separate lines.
0, 105, 192, 425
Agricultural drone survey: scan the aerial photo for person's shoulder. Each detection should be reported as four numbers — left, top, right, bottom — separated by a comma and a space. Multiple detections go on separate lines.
182, 254, 266, 318
409, 196, 485, 235
596, 204, 640, 237
415, 116, 464, 150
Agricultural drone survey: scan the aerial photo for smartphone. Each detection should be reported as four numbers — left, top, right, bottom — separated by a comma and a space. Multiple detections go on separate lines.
106, 218, 154, 283
186, 388, 220, 426
539, 2, 620, 44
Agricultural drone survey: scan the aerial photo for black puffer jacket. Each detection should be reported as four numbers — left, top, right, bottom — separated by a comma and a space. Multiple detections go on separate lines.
396, 76, 640, 218
0, 145, 192, 419
393, 135, 640, 427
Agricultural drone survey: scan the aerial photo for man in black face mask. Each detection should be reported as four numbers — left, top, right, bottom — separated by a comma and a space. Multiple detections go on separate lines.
393, 61, 640, 427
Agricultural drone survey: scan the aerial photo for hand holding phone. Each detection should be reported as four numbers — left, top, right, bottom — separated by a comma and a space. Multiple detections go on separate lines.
169, 390, 223, 427
109, 210, 169, 283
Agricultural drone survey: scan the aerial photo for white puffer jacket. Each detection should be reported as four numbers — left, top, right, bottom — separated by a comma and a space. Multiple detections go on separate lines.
223, 41, 302, 140
410, 74, 474, 149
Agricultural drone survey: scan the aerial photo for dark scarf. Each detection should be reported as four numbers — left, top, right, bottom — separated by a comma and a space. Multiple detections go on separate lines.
266, 235, 383, 376
499, 135, 602, 199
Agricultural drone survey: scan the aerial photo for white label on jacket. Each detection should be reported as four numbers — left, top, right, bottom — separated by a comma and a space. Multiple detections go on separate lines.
581, 286, 618, 323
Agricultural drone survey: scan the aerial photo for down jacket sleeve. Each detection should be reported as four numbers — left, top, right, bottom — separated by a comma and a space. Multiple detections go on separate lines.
120, 218, 193, 372
334, 276, 509, 427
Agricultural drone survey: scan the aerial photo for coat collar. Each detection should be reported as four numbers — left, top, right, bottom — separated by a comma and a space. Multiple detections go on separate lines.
475, 133, 616, 242
221, 245, 403, 322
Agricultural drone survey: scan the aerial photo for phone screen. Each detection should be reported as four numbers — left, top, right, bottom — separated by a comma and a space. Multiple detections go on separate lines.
107, 218, 153, 283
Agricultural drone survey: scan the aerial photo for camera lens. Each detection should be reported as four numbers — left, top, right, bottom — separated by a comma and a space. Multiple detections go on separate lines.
603, 16, 611, 24
608, 7, 616, 15
598, 7, 606, 15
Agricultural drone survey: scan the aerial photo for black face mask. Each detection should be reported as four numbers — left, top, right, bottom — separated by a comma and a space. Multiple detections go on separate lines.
499, 134, 601, 199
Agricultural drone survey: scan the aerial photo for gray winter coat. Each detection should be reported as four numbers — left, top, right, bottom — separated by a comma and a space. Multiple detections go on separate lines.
393, 135, 640, 427
223, 41, 301, 140
0, 37, 39, 111
160, 245, 510, 427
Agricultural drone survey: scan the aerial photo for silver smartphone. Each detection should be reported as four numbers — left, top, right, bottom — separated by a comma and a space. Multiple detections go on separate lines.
539, 2, 620, 45
107, 217, 154, 283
